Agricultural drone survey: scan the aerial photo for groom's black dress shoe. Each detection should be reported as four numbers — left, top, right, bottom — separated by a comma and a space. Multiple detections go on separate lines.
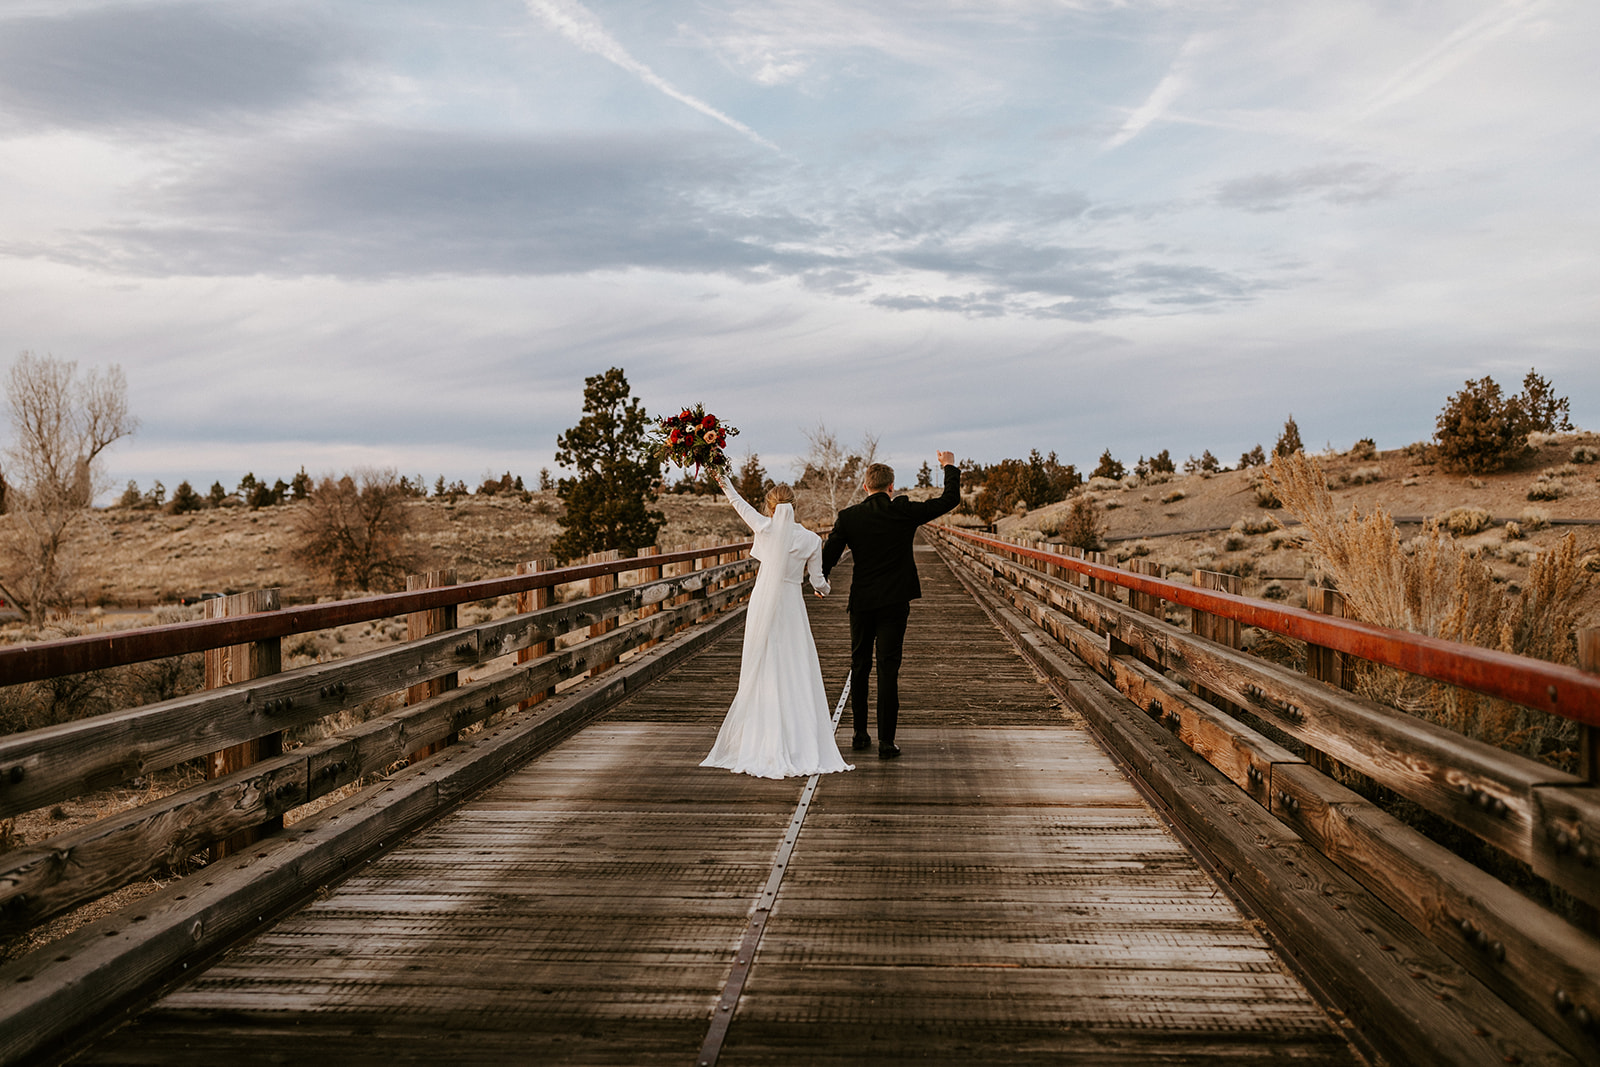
851, 734, 872, 751
878, 743, 901, 760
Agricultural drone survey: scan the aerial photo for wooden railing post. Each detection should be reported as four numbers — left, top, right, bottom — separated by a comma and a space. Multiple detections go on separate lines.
1191, 570, 1242, 713
1581, 628, 1599, 783
588, 549, 620, 676
636, 546, 663, 651
1305, 586, 1352, 776
516, 559, 552, 709
406, 568, 457, 761
1129, 559, 1165, 619
204, 588, 282, 860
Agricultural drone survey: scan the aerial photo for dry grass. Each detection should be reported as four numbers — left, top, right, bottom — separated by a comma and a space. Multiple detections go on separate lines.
1266, 451, 1589, 768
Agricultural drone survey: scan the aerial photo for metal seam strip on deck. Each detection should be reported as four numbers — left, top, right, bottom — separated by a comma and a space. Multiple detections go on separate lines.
696, 672, 852, 1067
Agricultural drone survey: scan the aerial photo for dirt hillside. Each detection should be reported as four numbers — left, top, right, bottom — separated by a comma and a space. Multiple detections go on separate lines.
989, 431, 1600, 627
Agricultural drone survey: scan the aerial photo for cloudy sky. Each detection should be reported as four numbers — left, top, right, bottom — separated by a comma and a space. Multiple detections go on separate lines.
1, 0, 1595, 495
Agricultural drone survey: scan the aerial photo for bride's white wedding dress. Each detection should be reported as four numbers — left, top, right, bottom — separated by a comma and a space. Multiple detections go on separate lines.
700, 478, 854, 779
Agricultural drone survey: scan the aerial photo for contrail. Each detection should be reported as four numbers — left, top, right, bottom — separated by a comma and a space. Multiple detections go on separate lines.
1361, 0, 1545, 117
526, 0, 779, 151
1105, 36, 1204, 151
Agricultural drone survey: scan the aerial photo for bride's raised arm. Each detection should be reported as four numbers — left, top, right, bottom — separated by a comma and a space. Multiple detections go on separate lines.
716, 472, 767, 534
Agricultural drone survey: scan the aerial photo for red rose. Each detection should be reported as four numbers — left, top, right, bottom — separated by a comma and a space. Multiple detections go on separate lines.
668, 428, 679, 444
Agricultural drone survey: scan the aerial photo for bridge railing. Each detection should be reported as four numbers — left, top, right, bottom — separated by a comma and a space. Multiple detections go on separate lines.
0, 540, 754, 941
930, 523, 1600, 1065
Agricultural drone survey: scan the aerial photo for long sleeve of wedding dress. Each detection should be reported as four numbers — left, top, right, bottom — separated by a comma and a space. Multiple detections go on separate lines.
701, 474, 852, 779
718, 476, 767, 534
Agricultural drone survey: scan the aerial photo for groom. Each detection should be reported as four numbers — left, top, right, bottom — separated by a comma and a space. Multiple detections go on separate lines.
821, 451, 961, 760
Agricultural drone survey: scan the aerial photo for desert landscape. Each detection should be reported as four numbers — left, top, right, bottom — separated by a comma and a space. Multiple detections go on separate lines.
5, 429, 1598, 644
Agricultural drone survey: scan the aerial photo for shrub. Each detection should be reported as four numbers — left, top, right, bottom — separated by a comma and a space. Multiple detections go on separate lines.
1059, 493, 1104, 551
1503, 521, 1524, 541
1266, 449, 1592, 767
1160, 488, 1185, 504
1261, 580, 1288, 601
1572, 445, 1598, 464
1348, 438, 1378, 461
1435, 377, 1527, 473
1520, 508, 1549, 531
1527, 478, 1565, 501
1234, 515, 1280, 535
1347, 466, 1383, 485
1238, 444, 1266, 469
1436, 506, 1490, 537
1254, 482, 1281, 509
1223, 532, 1247, 551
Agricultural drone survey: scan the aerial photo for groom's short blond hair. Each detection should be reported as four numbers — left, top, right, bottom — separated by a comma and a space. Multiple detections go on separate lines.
863, 463, 894, 492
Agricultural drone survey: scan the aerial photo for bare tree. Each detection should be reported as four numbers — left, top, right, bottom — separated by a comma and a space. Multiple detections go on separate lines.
294, 468, 417, 591
0, 352, 137, 622
793, 423, 879, 522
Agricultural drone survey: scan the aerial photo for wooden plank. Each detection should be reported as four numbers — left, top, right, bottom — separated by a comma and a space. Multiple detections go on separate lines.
945, 552, 1577, 1067
0, 584, 752, 936
77, 549, 1363, 1067
0, 598, 753, 1067
944, 536, 1597, 906
0, 558, 755, 820
406, 568, 458, 762
203, 589, 283, 859
1303, 587, 1349, 777
515, 559, 552, 709
1270, 762, 1600, 1063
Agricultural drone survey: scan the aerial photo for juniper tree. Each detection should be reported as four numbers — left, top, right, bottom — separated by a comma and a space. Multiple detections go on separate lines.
551, 367, 663, 562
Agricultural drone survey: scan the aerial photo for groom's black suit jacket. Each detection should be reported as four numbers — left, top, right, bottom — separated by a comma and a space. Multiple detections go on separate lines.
821, 465, 961, 612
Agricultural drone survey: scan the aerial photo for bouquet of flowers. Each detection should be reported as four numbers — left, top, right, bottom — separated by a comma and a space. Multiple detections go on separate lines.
648, 404, 740, 476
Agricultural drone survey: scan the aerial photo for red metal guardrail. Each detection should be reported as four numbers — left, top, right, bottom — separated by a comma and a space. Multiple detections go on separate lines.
0, 541, 753, 687
938, 525, 1600, 728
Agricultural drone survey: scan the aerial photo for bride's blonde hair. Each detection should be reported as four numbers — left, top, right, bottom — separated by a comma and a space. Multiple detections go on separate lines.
764, 483, 795, 515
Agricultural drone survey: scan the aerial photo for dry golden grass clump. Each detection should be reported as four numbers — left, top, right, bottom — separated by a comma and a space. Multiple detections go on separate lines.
1266, 451, 1590, 768
1435, 505, 1491, 537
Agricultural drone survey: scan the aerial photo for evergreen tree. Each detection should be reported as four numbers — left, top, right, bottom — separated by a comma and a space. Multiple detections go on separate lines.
551, 367, 664, 562
118, 480, 141, 508
1199, 449, 1221, 473
208, 481, 227, 506
290, 467, 312, 501
538, 467, 553, 491
169, 480, 204, 514
736, 452, 769, 502
915, 461, 933, 489
1238, 444, 1266, 468
1091, 449, 1124, 480
1274, 415, 1303, 457
1149, 449, 1176, 474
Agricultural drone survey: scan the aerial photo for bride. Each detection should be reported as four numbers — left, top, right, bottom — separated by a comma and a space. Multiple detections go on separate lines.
700, 473, 854, 779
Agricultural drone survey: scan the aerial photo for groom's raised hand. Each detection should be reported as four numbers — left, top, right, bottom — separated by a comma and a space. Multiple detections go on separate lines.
937, 450, 954, 466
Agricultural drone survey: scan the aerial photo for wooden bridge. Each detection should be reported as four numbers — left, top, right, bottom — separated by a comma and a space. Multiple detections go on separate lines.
2, 528, 1598, 1065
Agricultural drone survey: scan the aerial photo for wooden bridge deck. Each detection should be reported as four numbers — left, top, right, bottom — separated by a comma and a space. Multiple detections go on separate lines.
75, 544, 1363, 1065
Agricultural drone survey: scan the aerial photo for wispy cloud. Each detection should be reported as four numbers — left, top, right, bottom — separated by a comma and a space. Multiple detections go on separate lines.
1360, 0, 1546, 117
1105, 36, 1204, 151
524, 0, 779, 151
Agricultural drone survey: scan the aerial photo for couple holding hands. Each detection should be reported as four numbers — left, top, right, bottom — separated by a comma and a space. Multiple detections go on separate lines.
701, 452, 960, 779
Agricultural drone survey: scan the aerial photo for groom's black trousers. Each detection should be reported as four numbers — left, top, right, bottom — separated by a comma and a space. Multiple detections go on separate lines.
848, 602, 910, 744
